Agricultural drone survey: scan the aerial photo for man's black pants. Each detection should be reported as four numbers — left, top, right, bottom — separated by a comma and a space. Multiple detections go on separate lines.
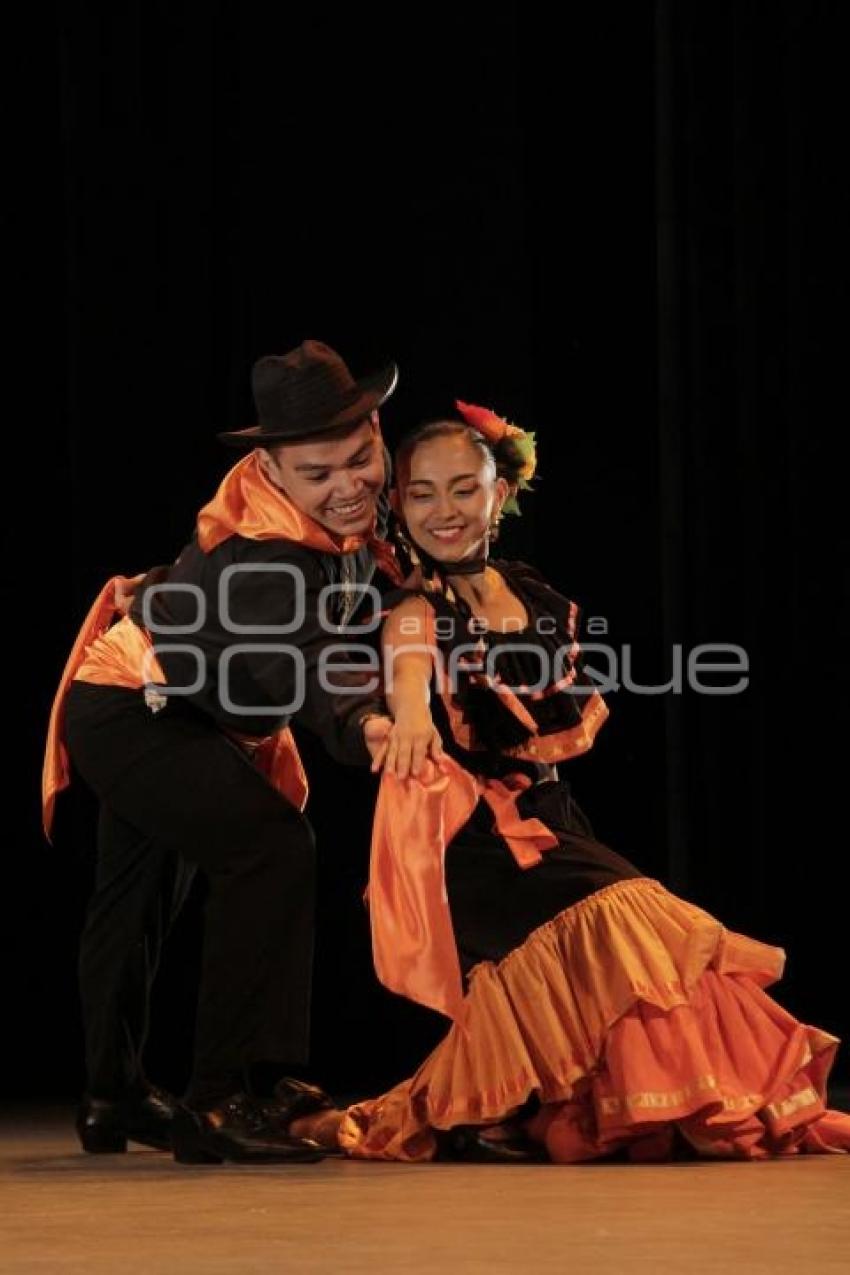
65, 682, 316, 1099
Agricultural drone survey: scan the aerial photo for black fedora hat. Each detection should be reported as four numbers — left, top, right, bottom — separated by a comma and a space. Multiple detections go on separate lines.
218, 339, 398, 448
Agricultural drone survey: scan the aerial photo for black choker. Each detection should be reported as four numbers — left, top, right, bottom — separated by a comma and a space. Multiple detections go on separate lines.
416, 548, 488, 577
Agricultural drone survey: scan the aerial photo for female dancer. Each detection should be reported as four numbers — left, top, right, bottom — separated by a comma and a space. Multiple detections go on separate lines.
296, 403, 850, 1163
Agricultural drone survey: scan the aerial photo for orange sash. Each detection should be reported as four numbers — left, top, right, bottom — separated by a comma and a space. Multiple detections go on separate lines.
369, 756, 558, 1022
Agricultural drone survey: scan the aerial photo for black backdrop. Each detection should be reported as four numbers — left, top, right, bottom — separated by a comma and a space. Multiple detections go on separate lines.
3, 1, 845, 1100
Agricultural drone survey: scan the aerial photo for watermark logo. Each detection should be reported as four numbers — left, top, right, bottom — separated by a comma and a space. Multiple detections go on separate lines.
140, 572, 750, 715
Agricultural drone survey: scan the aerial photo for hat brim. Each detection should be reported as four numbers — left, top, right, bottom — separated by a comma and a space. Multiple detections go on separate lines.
217, 361, 399, 448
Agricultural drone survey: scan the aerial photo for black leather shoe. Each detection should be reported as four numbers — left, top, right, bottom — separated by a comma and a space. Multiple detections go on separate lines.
255, 1079, 345, 1156
76, 1086, 177, 1154
267, 1076, 335, 1126
172, 1093, 327, 1165
437, 1123, 547, 1164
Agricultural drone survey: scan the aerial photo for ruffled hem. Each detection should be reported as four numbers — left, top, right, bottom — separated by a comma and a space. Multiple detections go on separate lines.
339, 878, 850, 1162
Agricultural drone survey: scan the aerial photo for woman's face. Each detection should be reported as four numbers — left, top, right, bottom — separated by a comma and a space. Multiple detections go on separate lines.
400, 434, 508, 563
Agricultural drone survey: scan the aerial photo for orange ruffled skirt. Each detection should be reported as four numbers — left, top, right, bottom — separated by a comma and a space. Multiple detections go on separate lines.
339, 878, 850, 1162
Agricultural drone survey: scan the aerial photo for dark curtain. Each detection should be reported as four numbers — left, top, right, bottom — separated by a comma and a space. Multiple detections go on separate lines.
653, 1, 844, 1042
3, 1, 844, 1098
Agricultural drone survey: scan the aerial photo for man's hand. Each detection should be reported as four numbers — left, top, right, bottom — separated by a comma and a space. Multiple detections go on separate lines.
114, 573, 146, 617
362, 715, 394, 772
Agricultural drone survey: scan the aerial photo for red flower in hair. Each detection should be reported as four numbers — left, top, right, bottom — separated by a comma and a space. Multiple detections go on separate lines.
454, 399, 537, 484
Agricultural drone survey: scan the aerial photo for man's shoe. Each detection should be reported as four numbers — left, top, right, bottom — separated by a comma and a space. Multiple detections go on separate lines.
76, 1086, 177, 1154
172, 1093, 327, 1165
258, 1078, 344, 1156
437, 1122, 547, 1164
267, 1076, 335, 1127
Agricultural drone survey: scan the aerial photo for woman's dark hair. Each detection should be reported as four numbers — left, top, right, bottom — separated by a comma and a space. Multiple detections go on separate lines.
395, 419, 526, 489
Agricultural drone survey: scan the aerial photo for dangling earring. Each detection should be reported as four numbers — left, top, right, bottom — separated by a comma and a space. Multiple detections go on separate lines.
394, 522, 420, 568
395, 520, 442, 590
394, 520, 446, 595
488, 511, 503, 543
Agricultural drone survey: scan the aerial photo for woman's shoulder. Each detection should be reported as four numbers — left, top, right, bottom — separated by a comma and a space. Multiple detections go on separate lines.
490, 559, 581, 639
492, 559, 576, 606
382, 569, 454, 616
380, 583, 441, 633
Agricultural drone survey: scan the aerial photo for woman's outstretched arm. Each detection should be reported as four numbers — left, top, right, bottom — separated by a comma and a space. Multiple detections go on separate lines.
372, 596, 445, 780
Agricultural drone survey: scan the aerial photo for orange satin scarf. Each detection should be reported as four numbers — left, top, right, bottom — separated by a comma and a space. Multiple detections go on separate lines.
369, 756, 559, 1022
196, 448, 403, 585
41, 583, 308, 840
43, 576, 145, 839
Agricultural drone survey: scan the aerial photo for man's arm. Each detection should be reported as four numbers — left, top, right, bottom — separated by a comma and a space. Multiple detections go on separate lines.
224, 545, 387, 765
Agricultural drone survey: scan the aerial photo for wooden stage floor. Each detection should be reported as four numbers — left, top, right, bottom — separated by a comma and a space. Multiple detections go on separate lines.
2, 1105, 849, 1274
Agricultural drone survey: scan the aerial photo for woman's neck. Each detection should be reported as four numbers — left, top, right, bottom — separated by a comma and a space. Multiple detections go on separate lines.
448, 564, 493, 608
413, 541, 489, 587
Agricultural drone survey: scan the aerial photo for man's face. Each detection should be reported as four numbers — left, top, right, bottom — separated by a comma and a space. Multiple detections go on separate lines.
260, 414, 385, 537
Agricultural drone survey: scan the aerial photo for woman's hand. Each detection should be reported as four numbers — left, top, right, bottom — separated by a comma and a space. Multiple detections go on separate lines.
378, 708, 445, 780
373, 596, 444, 778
